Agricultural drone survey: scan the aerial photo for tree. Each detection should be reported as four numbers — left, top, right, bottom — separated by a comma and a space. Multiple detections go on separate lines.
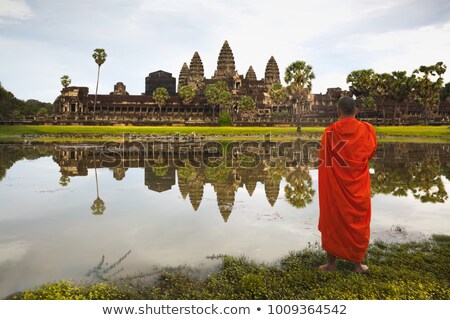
268, 82, 288, 112
284, 61, 315, 134
413, 62, 447, 125
204, 81, 232, 118
178, 84, 196, 106
60, 75, 71, 88
372, 73, 392, 124
59, 174, 70, 187
152, 87, 170, 118
346, 69, 376, 112
36, 107, 49, 117
91, 149, 105, 215
92, 48, 107, 115
284, 166, 315, 208
388, 71, 413, 125
238, 95, 256, 114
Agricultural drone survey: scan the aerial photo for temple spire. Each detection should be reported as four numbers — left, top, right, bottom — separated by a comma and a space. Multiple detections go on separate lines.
188, 52, 204, 86
245, 66, 257, 81
213, 40, 236, 79
178, 62, 190, 91
264, 56, 280, 85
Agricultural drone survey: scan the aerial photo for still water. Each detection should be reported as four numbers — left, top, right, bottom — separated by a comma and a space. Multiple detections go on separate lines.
0, 141, 449, 297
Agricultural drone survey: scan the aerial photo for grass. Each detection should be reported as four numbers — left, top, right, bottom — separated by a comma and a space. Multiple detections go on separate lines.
0, 125, 448, 143
375, 126, 450, 137
9, 235, 450, 300
0, 124, 448, 136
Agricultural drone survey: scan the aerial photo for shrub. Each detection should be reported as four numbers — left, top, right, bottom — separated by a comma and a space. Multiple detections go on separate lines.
219, 112, 232, 126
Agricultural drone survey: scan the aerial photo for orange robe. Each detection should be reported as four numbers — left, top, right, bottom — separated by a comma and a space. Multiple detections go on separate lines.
318, 118, 377, 262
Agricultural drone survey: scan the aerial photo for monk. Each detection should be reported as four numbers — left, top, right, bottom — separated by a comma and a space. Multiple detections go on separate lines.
318, 96, 377, 273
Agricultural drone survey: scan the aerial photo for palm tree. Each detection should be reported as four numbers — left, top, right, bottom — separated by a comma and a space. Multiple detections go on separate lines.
60, 75, 71, 88
92, 48, 107, 115
373, 73, 391, 124
152, 87, 170, 119
284, 166, 315, 208
346, 69, 377, 114
268, 83, 288, 113
178, 84, 196, 120
413, 62, 447, 125
388, 71, 410, 125
284, 61, 315, 134
91, 148, 105, 215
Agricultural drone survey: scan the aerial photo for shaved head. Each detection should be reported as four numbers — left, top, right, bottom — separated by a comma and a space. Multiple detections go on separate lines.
337, 96, 356, 116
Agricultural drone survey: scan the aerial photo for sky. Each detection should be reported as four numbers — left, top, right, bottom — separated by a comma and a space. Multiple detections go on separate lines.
0, 0, 449, 103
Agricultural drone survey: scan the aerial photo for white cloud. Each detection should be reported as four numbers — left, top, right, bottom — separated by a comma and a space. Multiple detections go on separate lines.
335, 22, 450, 82
0, 0, 32, 19
0, 0, 449, 102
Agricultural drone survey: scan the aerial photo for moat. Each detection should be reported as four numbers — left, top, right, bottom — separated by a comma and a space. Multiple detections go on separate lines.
0, 141, 449, 297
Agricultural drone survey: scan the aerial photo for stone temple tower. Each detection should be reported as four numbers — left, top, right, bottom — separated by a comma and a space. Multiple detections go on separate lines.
188, 52, 205, 88
178, 62, 190, 91
213, 40, 236, 79
264, 56, 281, 85
245, 66, 257, 81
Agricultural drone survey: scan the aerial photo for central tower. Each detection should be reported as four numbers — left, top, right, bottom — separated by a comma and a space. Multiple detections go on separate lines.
213, 40, 236, 79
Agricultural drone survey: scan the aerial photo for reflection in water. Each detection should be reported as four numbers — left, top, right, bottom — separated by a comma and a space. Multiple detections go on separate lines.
370, 143, 449, 204
86, 250, 131, 281
49, 140, 321, 221
0, 141, 449, 297
0, 141, 448, 222
91, 150, 106, 215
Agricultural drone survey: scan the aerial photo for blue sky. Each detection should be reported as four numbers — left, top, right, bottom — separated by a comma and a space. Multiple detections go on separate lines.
1, 0, 449, 102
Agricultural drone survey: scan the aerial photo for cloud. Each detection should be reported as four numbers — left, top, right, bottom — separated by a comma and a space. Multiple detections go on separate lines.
0, 0, 32, 19
0, 0, 449, 102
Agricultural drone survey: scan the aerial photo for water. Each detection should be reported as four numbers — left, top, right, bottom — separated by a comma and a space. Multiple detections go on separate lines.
0, 141, 449, 297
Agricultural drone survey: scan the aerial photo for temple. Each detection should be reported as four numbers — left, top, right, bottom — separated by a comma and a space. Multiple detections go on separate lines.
53, 40, 450, 126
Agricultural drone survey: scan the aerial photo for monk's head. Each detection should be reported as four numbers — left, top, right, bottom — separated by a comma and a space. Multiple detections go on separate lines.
337, 96, 358, 119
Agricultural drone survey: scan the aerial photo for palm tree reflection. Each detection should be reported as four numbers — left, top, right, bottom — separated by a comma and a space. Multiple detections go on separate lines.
91, 148, 106, 215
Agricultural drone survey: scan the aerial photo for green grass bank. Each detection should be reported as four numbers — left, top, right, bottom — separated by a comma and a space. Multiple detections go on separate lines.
0, 125, 449, 138
9, 235, 450, 300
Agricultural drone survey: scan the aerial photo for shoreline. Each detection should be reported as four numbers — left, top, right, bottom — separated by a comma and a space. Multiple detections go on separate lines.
0, 125, 449, 144
7, 234, 450, 300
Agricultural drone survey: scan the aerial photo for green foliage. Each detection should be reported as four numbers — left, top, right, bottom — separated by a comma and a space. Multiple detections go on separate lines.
12, 280, 131, 300
237, 96, 256, 113
413, 62, 447, 124
284, 60, 315, 110
178, 84, 196, 106
0, 84, 53, 116
8, 233, 450, 300
152, 87, 170, 108
91, 197, 106, 215
347, 69, 376, 98
92, 48, 107, 67
152, 165, 169, 177
269, 83, 288, 106
205, 81, 233, 114
36, 107, 49, 117
218, 112, 232, 126
60, 75, 71, 88
346, 69, 377, 111
284, 167, 315, 208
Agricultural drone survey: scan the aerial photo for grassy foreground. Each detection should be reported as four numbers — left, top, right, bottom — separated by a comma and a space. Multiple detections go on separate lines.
0, 125, 449, 138
10, 235, 450, 300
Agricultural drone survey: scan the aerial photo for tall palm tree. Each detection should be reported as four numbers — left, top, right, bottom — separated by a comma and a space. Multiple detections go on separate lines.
92, 48, 107, 115
284, 61, 315, 134
152, 87, 170, 119
91, 148, 105, 215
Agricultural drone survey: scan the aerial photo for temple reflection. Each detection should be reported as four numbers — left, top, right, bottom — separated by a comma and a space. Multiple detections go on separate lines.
1, 141, 448, 222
